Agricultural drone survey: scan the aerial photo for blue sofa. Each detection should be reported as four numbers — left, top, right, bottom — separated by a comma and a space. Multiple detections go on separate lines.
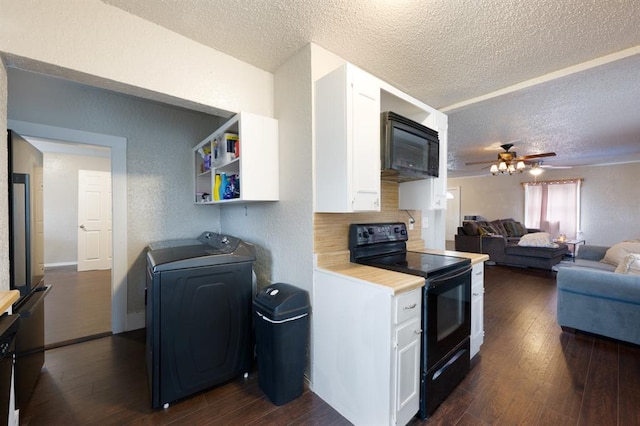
556, 245, 640, 345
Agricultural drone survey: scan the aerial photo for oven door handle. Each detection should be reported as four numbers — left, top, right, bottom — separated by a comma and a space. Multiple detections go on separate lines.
432, 346, 468, 380
428, 266, 472, 289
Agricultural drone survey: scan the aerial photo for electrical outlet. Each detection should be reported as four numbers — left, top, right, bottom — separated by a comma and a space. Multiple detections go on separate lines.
409, 221, 414, 230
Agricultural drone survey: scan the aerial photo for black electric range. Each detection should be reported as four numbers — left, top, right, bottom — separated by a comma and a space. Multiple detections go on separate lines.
349, 222, 473, 420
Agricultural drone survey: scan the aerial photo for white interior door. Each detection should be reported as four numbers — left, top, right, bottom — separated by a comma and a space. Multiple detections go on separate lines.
445, 187, 461, 241
78, 170, 112, 271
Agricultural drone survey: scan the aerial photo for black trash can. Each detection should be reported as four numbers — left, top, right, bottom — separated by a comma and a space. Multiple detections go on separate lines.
253, 283, 310, 406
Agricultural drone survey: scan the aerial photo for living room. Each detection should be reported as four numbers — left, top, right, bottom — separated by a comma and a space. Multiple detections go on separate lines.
447, 162, 639, 249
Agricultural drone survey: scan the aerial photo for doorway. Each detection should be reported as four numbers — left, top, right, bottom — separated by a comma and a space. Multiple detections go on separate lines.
8, 120, 129, 335
445, 187, 461, 247
25, 139, 113, 347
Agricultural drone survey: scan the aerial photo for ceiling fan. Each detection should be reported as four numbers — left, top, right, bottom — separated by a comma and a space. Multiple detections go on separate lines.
465, 143, 556, 175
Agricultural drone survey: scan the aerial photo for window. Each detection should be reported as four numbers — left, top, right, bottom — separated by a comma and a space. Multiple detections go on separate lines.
523, 178, 582, 239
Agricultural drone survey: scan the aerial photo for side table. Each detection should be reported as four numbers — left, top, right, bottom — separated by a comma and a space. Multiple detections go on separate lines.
555, 239, 586, 262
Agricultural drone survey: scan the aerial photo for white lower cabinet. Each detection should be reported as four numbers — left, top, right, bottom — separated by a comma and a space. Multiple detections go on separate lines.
393, 316, 422, 426
470, 262, 485, 358
313, 270, 422, 425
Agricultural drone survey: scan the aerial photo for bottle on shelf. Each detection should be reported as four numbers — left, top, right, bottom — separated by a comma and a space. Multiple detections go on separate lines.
214, 174, 221, 201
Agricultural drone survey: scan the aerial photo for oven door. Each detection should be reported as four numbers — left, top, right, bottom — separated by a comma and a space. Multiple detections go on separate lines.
423, 266, 472, 371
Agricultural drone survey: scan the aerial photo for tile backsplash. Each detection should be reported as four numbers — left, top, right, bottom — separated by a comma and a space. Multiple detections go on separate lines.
314, 180, 422, 262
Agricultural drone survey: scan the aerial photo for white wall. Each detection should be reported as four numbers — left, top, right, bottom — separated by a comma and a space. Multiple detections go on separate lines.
448, 162, 640, 247
41, 152, 111, 266
219, 45, 315, 292
0, 59, 8, 291
0, 0, 273, 117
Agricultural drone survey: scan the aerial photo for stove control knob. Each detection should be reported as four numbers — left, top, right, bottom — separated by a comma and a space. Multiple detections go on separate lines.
401, 229, 407, 236
394, 227, 400, 233
362, 231, 369, 239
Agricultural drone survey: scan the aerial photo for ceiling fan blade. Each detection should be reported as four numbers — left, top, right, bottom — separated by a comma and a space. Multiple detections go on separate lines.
519, 152, 556, 160
465, 159, 496, 166
542, 165, 572, 169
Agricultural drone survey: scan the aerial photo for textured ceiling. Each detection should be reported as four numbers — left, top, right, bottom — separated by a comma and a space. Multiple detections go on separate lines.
101, 0, 640, 176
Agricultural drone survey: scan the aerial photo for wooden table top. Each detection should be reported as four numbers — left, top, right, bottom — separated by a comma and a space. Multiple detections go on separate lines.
0, 290, 20, 313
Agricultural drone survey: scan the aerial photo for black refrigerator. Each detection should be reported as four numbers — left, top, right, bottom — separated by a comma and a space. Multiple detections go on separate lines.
7, 129, 50, 409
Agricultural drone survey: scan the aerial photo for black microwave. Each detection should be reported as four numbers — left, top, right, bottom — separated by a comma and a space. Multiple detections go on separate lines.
381, 111, 439, 181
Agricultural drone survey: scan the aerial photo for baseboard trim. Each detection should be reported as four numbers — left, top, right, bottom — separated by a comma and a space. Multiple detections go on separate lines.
45, 331, 113, 350
44, 261, 78, 268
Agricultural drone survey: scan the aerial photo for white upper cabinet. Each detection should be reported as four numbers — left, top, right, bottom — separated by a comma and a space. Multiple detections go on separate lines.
314, 62, 447, 214
193, 112, 278, 204
315, 64, 381, 213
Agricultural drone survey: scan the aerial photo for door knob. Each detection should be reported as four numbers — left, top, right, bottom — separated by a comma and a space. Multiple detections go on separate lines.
79, 224, 86, 230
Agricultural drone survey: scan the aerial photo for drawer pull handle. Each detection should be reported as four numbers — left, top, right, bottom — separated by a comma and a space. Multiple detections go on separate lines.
403, 303, 417, 310
473, 292, 480, 296
475, 271, 482, 275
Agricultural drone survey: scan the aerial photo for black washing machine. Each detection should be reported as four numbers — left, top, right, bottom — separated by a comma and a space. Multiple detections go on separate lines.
145, 231, 256, 409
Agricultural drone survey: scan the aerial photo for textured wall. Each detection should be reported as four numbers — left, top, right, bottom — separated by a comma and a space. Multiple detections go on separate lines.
42, 153, 111, 265
7, 68, 224, 313
219, 45, 315, 294
448, 163, 640, 246
0, 59, 8, 292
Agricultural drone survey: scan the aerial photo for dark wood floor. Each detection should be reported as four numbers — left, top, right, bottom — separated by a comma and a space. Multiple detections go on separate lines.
44, 265, 111, 347
21, 265, 640, 425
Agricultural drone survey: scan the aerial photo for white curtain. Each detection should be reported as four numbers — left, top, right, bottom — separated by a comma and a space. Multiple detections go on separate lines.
524, 179, 581, 238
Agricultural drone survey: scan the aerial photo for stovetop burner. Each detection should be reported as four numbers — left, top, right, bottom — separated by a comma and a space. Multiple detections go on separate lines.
357, 251, 469, 278
349, 222, 470, 278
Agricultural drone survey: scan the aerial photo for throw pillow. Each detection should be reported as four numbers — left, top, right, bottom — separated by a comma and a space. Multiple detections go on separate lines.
490, 220, 508, 237
515, 222, 529, 236
462, 221, 480, 236
478, 223, 498, 236
614, 253, 640, 275
503, 221, 526, 237
517, 232, 559, 248
601, 241, 640, 266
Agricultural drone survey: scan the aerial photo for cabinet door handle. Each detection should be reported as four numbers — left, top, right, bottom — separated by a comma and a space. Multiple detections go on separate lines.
414, 329, 423, 335
473, 292, 480, 296
403, 303, 417, 310
475, 271, 482, 276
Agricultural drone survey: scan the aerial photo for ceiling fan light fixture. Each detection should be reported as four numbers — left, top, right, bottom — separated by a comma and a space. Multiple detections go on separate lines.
468, 144, 557, 176
530, 165, 544, 176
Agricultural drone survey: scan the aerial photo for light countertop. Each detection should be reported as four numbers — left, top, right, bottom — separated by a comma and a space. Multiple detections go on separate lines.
410, 248, 490, 265
318, 263, 425, 294
0, 290, 20, 313
317, 249, 489, 295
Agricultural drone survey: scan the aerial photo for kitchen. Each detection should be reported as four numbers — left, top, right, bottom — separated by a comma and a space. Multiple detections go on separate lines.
1, 5, 481, 423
